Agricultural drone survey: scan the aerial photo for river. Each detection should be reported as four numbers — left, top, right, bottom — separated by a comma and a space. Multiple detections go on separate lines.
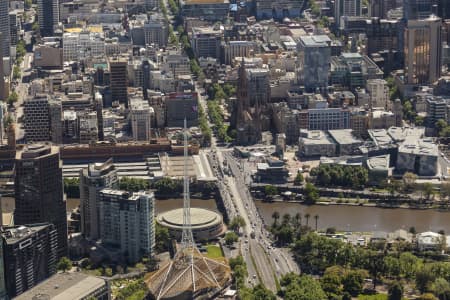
8, 196, 450, 233
255, 201, 450, 233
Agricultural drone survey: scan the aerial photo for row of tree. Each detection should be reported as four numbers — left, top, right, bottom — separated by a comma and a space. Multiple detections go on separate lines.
270, 211, 319, 245
310, 164, 369, 189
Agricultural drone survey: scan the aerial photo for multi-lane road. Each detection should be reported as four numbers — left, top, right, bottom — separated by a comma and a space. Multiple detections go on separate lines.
196, 83, 298, 292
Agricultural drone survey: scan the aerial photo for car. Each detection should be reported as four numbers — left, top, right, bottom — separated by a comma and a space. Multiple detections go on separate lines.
253, 274, 257, 279
245, 240, 249, 243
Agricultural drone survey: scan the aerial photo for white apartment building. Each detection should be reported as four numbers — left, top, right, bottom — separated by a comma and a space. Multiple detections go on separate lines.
366, 79, 389, 109
63, 31, 106, 62
99, 189, 155, 263
130, 97, 153, 141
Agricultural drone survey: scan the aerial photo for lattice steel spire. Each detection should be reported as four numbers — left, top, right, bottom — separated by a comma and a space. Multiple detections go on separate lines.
181, 118, 194, 251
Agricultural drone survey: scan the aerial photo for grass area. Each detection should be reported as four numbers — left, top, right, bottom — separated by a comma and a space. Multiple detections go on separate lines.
205, 245, 224, 258
111, 278, 148, 300
126, 290, 147, 300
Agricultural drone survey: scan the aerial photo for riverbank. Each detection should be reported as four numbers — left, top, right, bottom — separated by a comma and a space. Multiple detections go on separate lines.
255, 197, 449, 211
255, 201, 450, 232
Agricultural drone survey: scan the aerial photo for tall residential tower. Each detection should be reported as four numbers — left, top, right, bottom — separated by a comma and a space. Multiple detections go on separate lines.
79, 159, 118, 240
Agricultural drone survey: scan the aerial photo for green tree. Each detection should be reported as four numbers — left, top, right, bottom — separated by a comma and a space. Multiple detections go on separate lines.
13, 65, 21, 79
416, 265, 436, 294
388, 281, 403, 300
153, 177, 181, 195
436, 119, 448, 133
281, 273, 327, 300
249, 284, 276, 300
264, 185, 278, 197
320, 271, 342, 299
119, 177, 149, 192
342, 270, 364, 297
422, 182, 435, 201
272, 211, 280, 225
383, 256, 401, 279
399, 252, 421, 279
224, 231, 238, 246
7, 91, 18, 106
304, 183, 319, 205
403, 172, 418, 192
314, 215, 319, 231
16, 40, 26, 58
57, 257, 72, 272
155, 223, 170, 253
432, 277, 450, 300
64, 177, 80, 198
229, 216, 246, 232
115, 279, 148, 300
294, 172, 304, 185
104, 267, 113, 277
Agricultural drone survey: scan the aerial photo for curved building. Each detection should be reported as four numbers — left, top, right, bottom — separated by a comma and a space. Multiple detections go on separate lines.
157, 208, 225, 240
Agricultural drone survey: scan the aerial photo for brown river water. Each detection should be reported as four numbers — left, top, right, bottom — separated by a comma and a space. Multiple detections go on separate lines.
5, 197, 450, 233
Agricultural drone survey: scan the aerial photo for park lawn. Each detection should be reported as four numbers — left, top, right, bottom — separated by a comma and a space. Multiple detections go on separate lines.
206, 245, 224, 258
127, 290, 147, 300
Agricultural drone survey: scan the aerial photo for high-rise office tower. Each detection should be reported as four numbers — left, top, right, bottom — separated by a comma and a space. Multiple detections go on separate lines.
9, 12, 18, 46
0, 1, 10, 58
335, 0, 362, 27
0, 33, 6, 102
79, 159, 118, 240
403, 0, 436, 20
14, 144, 67, 258
404, 16, 442, 84
297, 35, 331, 93
37, 0, 59, 37
99, 189, 155, 263
24, 94, 50, 142
1, 224, 58, 298
49, 99, 62, 144
109, 56, 128, 106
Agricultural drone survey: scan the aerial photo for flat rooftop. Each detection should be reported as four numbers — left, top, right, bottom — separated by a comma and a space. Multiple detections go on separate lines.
398, 137, 438, 157
387, 126, 425, 142
367, 155, 390, 171
300, 130, 335, 145
328, 129, 362, 145
14, 272, 107, 300
2, 224, 50, 245
368, 129, 394, 147
300, 35, 331, 47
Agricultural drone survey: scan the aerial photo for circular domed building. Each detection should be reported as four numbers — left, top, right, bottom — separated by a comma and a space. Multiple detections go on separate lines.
157, 208, 225, 241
